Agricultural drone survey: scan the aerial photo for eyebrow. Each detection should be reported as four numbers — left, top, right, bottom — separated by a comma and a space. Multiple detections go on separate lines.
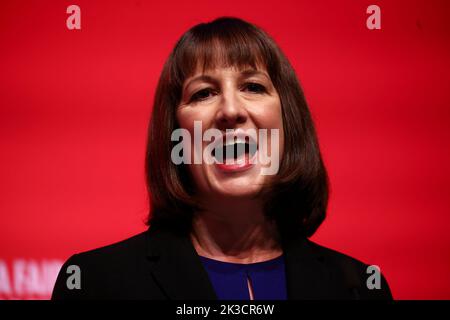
183, 69, 270, 92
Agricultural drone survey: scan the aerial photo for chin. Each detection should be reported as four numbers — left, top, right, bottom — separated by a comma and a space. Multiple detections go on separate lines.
207, 174, 265, 199
190, 162, 268, 201
213, 185, 262, 199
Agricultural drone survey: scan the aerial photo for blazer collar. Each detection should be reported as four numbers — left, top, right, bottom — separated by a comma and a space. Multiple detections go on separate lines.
145, 225, 332, 300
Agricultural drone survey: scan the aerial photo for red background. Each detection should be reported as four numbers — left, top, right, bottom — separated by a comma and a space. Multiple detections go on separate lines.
1, 0, 449, 299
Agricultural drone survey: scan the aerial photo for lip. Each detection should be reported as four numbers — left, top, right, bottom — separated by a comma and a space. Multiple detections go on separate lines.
214, 150, 258, 173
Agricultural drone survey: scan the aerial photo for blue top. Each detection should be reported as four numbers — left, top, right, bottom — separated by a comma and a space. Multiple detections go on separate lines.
199, 254, 287, 300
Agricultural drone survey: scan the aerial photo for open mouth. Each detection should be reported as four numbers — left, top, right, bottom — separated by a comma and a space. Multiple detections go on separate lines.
211, 134, 258, 168
212, 138, 258, 163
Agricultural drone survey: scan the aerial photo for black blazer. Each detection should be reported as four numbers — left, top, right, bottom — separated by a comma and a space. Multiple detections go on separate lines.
52, 225, 393, 300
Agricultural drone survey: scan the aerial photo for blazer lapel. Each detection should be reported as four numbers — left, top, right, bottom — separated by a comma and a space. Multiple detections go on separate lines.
282, 235, 334, 299
145, 225, 217, 300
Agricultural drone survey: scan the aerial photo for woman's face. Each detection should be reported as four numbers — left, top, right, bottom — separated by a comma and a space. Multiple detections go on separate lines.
176, 65, 284, 200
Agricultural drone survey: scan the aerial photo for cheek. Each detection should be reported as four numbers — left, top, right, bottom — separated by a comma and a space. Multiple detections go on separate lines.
250, 99, 284, 131
176, 107, 217, 133
251, 99, 284, 158
176, 109, 195, 131
175, 109, 209, 187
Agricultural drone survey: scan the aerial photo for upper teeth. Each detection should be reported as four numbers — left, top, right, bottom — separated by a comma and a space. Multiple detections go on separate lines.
223, 139, 246, 147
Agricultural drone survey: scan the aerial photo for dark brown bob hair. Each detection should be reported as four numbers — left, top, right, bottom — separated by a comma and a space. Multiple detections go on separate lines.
145, 17, 329, 238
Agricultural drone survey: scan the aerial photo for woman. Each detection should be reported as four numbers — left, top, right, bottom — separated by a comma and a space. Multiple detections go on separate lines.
52, 17, 392, 300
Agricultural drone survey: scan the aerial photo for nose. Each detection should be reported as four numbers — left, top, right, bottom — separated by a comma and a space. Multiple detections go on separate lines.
215, 90, 248, 130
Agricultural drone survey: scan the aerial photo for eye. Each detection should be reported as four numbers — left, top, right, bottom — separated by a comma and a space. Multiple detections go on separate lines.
243, 82, 267, 93
189, 88, 215, 103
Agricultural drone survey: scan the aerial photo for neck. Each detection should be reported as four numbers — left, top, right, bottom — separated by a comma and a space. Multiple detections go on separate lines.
189, 198, 282, 263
